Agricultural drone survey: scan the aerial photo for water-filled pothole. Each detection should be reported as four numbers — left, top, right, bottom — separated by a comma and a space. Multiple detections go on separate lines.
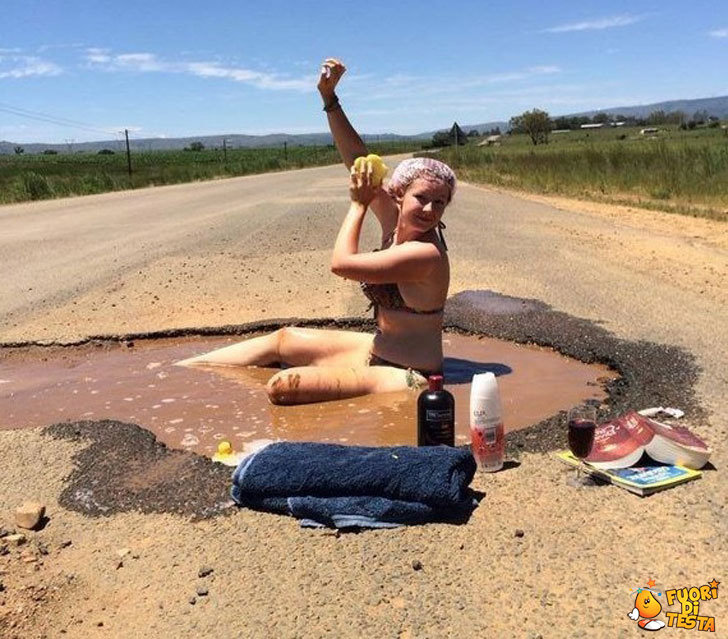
0, 330, 616, 455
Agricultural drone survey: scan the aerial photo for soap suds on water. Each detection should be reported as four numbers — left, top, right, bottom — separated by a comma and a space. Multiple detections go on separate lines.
0, 333, 614, 457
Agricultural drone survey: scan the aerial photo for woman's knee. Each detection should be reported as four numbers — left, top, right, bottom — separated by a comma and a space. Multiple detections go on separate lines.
272, 325, 301, 360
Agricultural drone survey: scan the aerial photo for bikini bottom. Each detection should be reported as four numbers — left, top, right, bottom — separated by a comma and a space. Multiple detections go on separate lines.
367, 351, 442, 382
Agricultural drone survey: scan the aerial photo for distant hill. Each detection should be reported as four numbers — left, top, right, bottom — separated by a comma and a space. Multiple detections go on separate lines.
0, 132, 423, 155
567, 95, 728, 120
1, 95, 725, 155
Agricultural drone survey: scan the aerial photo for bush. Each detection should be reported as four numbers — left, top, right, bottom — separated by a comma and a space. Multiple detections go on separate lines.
20, 172, 54, 200
80, 172, 117, 193
43, 149, 58, 155
98, 149, 115, 155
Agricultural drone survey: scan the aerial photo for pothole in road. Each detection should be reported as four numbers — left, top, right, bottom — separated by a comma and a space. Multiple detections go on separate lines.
0, 330, 615, 456
1, 288, 704, 519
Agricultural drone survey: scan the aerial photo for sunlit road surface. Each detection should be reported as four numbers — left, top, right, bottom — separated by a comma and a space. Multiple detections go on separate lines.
1, 156, 726, 442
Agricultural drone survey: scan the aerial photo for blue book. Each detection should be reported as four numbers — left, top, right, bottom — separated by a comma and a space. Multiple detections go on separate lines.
556, 450, 702, 496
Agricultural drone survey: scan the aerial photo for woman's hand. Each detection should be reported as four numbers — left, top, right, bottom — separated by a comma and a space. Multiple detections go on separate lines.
349, 165, 380, 209
318, 58, 346, 98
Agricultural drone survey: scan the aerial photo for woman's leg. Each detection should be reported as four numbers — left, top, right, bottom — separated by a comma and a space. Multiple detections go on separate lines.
175, 327, 373, 368
266, 365, 427, 405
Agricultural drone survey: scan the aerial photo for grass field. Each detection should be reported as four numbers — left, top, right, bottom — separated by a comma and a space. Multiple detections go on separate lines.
0, 140, 425, 205
3, 125, 727, 221
435, 124, 728, 221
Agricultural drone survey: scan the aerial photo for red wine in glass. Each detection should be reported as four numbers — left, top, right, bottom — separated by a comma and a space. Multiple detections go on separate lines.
568, 418, 596, 459
566, 406, 597, 485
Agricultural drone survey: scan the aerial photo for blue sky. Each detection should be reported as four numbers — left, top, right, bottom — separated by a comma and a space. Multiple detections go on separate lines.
1, 0, 727, 143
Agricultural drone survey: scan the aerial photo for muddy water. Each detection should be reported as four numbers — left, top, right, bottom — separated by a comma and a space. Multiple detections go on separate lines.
0, 332, 615, 456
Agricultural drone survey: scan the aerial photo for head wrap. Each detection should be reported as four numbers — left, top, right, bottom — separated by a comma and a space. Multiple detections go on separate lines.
386, 157, 457, 200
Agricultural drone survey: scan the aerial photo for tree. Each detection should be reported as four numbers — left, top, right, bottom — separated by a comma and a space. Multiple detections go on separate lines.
647, 110, 668, 125
184, 141, 205, 152
510, 109, 552, 145
592, 112, 610, 124
431, 131, 451, 147
14, 146, 24, 155
98, 149, 115, 155
42, 149, 58, 155
667, 110, 688, 126
468, 129, 479, 137
692, 109, 709, 125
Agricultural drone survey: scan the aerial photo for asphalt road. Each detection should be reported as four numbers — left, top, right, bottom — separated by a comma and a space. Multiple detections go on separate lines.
1, 156, 727, 637
1, 155, 726, 443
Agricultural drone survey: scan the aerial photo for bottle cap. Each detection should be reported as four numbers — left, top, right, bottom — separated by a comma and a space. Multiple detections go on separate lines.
428, 374, 443, 391
470, 372, 502, 414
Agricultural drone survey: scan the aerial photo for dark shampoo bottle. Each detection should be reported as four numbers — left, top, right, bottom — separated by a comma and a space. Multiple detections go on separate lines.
417, 374, 455, 447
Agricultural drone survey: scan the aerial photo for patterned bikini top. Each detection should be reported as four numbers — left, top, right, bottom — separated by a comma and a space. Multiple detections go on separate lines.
360, 224, 447, 316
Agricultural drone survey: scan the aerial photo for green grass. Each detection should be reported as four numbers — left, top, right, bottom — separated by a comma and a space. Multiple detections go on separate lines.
5, 126, 728, 222
0, 140, 424, 205
432, 125, 728, 222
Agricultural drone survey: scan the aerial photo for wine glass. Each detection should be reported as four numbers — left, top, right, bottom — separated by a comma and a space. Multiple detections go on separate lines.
567, 405, 597, 486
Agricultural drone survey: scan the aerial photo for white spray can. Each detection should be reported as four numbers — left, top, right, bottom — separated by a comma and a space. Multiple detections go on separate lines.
469, 372, 505, 472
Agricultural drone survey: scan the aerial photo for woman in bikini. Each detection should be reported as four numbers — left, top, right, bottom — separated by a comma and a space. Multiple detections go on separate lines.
176, 57, 456, 405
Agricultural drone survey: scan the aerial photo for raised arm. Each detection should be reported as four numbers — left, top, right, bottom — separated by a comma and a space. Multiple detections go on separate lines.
318, 58, 398, 238
318, 58, 366, 168
331, 168, 439, 283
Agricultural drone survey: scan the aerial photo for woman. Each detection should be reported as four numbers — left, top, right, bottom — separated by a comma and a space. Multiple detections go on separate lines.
176, 58, 456, 405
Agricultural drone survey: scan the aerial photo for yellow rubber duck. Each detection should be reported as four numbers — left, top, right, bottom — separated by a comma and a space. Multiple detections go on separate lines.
212, 440, 240, 466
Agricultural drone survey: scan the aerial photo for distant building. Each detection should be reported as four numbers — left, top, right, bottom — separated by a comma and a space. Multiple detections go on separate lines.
552, 129, 571, 134
580, 123, 604, 129
640, 128, 659, 135
477, 135, 502, 146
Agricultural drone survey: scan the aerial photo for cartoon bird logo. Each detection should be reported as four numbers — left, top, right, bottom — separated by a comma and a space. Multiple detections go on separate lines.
628, 579, 665, 631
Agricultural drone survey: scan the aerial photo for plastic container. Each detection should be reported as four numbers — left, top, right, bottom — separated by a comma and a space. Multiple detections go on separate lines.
469, 372, 505, 472
417, 375, 455, 447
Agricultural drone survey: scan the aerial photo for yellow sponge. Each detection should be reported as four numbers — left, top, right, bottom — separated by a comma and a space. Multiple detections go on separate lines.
353, 154, 388, 186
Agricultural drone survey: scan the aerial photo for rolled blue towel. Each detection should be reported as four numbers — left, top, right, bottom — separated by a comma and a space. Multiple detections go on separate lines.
231, 442, 478, 529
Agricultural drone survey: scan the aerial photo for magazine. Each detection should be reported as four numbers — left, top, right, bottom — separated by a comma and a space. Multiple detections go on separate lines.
556, 451, 702, 496
583, 412, 710, 470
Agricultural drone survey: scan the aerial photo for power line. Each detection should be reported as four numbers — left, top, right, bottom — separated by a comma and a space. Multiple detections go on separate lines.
0, 101, 117, 137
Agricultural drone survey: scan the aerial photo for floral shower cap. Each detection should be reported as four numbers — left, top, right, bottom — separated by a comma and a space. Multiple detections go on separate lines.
385, 157, 457, 200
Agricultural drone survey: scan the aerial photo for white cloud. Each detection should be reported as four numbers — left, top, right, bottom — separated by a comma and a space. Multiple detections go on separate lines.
0, 55, 63, 79
360, 65, 563, 102
709, 28, 728, 38
185, 61, 311, 90
85, 47, 112, 64
544, 14, 644, 33
115, 53, 167, 72
37, 43, 85, 53
83, 49, 313, 91
527, 65, 561, 74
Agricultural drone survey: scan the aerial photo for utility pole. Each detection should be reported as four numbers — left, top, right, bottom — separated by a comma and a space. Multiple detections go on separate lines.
124, 129, 132, 178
